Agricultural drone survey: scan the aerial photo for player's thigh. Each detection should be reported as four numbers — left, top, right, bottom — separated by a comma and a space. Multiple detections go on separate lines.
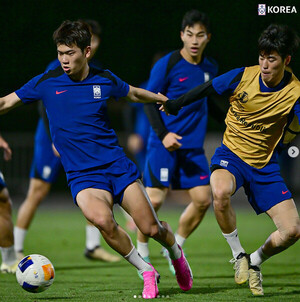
122, 181, 160, 226
76, 188, 114, 224
210, 168, 236, 199
188, 185, 211, 206
146, 186, 168, 209
267, 198, 300, 231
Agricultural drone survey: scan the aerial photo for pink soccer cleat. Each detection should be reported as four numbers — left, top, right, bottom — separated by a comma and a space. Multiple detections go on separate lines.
171, 245, 193, 291
142, 264, 160, 299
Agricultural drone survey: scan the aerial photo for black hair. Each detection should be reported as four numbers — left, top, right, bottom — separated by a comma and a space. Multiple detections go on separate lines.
258, 24, 299, 59
53, 20, 91, 52
78, 19, 102, 37
181, 9, 210, 33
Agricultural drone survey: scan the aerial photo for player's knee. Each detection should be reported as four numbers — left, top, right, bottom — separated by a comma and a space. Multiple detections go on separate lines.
141, 222, 160, 238
147, 189, 166, 211
212, 185, 232, 201
93, 215, 116, 236
193, 197, 212, 211
25, 188, 47, 206
149, 197, 164, 211
282, 225, 300, 244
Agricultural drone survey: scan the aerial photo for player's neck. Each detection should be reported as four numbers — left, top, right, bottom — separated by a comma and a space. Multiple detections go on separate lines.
180, 48, 202, 65
70, 64, 90, 82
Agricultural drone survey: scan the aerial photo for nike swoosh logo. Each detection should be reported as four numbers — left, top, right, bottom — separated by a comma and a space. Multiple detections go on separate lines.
200, 175, 209, 180
282, 190, 289, 194
179, 77, 189, 82
56, 90, 68, 95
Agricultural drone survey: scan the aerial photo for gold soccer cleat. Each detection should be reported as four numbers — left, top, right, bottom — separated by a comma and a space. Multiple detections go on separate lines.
230, 252, 249, 284
0, 260, 19, 274
84, 246, 121, 262
249, 266, 264, 296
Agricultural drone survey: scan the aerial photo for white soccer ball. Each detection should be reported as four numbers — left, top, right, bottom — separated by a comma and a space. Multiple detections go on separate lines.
16, 254, 55, 293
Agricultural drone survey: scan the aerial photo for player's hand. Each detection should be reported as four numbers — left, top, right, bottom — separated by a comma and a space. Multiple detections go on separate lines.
162, 132, 182, 151
156, 93, 170, 115
158, 99, 180, 116
0, 136, 12, 161
127, 134, 144, 154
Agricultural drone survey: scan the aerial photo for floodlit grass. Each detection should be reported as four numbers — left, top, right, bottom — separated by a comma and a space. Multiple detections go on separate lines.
1, 206, 300, 301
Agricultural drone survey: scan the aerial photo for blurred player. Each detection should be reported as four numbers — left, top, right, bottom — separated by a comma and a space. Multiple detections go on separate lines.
161, 24, 300, 296
0, 134, 18, 273
13, 20, 120, 263
0, 20, 193, 298
137, 10, 218, 274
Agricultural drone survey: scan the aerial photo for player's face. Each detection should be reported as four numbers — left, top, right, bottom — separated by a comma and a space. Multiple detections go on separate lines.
259, 51, 290, 87
57, 44, 91, 79
180, 23, 210, 62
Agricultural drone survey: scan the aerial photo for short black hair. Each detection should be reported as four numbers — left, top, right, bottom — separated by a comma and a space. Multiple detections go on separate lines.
258, 24, 299, 59
78, 19, 102, 37
53, 20, 91, 52
181, 9, 211, 33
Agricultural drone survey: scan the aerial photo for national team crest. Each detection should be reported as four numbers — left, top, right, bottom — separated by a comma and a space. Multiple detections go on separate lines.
93, 85, 101, 99
258, 4, 266, 15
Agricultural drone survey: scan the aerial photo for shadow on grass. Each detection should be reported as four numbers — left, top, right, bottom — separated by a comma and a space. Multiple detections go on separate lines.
262, 290, 300, 298
30, 297, 75, 301
158, 285, 233, 296
263, 271, 300, 278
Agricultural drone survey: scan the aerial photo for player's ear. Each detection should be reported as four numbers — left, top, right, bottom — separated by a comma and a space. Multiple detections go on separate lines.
85, 46, 91, 59
207, 33, 212, 42
285, 55, 291, 66
180, 30, 184, 42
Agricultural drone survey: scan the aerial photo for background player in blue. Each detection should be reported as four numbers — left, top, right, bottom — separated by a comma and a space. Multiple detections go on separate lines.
0, 134, 18, 273
161, 24, 300, 296
0, 20, 193, 298
137, 10, 218, 274
125, 52, 167, 173
13, 20, 120, 263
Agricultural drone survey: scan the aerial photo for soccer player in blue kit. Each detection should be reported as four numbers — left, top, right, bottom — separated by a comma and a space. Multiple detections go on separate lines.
0, 20, 192, 299
0, 135, 18, 273
14, 19, 120, 263
137, 10, 218, 274
160, 24, 300, 296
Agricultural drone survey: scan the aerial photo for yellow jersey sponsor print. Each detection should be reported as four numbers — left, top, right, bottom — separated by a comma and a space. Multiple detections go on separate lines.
223, 65, 300, 168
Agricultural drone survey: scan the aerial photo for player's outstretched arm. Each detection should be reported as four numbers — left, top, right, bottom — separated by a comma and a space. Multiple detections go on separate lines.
0, 93, 23, 115
159, 80, 215, 116
124, 85, 167, 104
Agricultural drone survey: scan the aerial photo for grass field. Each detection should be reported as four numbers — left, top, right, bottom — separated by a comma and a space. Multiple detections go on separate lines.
1, 206, 300, 301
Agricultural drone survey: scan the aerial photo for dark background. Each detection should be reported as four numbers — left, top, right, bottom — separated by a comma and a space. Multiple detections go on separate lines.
0, 0, 299, 132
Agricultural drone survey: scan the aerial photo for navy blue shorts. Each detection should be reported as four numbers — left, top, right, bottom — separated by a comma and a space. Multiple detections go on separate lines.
30, 119, 62, 183
67, 156, 141, 205
143, 144, 210, 189
210, 144, 292, 214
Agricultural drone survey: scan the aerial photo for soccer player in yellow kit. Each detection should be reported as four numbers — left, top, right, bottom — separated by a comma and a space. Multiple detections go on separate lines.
160, 24, 300, 296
